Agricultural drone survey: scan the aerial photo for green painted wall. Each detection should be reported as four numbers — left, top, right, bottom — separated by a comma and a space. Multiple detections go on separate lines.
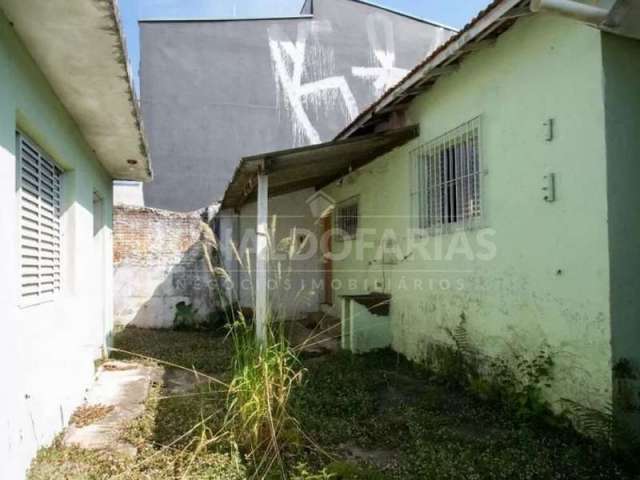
0, 10, 113, 207
323, 14, 613, 408
0, 9, 115, 478
341, 298, 392, 353
602, 32, 640, 426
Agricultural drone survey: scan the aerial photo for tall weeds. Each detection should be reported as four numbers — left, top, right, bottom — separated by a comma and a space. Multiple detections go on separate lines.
225, 314, 304, 476
202, 221, 310, 477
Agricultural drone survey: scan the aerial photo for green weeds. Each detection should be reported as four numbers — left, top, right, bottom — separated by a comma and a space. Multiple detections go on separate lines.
225, 316, 304, 476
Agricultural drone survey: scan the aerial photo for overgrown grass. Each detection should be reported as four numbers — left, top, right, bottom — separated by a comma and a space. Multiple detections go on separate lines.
29, 329, 635, 480
110, 326, 233, 376
29, 431, 245, 480
29, 328, 245, 480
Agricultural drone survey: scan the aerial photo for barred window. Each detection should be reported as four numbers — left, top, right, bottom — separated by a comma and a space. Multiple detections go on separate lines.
410, 118, 482, 233
17, 132, 63, 302
335, 197, 359, 238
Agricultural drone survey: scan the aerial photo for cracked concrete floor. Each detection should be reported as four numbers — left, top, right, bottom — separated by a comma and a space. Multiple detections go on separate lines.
63, 360, 161, 456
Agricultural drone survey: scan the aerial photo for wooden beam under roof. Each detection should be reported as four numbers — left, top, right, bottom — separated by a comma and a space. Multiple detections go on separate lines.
220, 125, 419, 210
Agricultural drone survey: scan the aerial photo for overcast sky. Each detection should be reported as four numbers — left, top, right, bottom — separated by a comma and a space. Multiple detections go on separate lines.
119, 0, 492, 93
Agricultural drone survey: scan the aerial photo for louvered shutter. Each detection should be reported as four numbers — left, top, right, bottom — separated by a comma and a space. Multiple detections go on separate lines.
17, 132, 63, 302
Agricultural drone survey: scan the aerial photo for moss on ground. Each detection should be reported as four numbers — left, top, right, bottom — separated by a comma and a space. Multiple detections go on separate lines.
292, 350, 632, 479
110, 326, 233, 376
28, 328, 635, 479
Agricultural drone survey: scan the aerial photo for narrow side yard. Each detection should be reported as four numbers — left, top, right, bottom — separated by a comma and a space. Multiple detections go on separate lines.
29, 328, 634, 479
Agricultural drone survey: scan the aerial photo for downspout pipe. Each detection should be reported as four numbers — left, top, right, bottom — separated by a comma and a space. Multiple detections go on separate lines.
531, 0, 611, 24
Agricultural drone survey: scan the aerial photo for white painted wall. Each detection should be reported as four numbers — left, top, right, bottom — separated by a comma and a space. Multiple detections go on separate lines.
0, 11, 114, 479
218, 188, 326, 320
0, 145, 114, 480
113, 180, 145, 206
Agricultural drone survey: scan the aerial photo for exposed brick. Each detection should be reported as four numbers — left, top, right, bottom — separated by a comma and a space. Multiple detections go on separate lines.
113, 205, 218, 328
113, 206, 204, 266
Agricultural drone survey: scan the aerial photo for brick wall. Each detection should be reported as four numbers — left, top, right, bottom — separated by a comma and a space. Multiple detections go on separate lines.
113, 205, 218, 328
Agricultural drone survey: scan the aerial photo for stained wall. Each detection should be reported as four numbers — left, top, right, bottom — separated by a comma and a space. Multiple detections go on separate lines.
139, 0, 454, 211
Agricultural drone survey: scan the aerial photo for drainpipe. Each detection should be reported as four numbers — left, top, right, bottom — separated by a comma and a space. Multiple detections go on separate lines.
530, 0, 611, 24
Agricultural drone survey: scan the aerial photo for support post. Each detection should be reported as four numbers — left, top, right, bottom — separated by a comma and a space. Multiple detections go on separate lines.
255, 172, 269, 344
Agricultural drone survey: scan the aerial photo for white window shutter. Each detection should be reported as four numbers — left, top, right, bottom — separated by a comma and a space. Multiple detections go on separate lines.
17, 133, 63, 302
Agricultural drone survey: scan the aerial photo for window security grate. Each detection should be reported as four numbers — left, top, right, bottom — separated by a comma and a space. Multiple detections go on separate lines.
335, 197, 359, 238
410, 117, 482, 233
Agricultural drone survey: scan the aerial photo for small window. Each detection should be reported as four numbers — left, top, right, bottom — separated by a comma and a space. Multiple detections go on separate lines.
335, 196, 359, 238
410, 117, 482, 233
16, 132, 63, 302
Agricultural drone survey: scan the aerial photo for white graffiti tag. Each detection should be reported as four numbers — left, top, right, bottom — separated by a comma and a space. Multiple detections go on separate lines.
352, 13, 409, 96
269, 23, 359, 145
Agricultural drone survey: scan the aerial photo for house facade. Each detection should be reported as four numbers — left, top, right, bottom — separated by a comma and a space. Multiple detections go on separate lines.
323, 13, 639, 410
0, 2, 151, 478
219, 0, 640, 422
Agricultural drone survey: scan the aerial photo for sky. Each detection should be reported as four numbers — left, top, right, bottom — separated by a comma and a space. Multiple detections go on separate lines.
119, 0, 492, 93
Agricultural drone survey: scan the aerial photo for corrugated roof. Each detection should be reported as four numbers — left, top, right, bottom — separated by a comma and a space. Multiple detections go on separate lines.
336, 0, 531, 139
220, 125, 419, 210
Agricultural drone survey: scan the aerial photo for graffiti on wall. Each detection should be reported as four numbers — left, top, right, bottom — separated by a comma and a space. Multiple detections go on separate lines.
269, 22, 359, 145
352, 13, 410, 96
268, 15, 449, 146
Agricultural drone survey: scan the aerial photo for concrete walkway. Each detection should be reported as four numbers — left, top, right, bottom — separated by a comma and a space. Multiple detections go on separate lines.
63, 360, 160, 456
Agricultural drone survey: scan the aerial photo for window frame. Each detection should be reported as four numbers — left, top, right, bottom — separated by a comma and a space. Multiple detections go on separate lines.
410, 117, 485, 237
334, 195, 360, 241
16, 131, 64, 308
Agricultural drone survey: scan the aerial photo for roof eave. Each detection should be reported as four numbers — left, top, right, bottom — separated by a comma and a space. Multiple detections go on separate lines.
336, 0, 640, 141
335, 0, 529, 140
220, 125, 419, 211
2, 0, 152, 182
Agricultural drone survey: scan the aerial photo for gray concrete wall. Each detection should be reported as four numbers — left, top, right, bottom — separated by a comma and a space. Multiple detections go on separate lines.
140, 0, 454, 212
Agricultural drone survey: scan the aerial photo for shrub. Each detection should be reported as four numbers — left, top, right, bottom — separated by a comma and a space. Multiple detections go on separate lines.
424, 316, 555, 421
485, 348, 554, 420
174, 302, 236, 332
174, 301, 199, 330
